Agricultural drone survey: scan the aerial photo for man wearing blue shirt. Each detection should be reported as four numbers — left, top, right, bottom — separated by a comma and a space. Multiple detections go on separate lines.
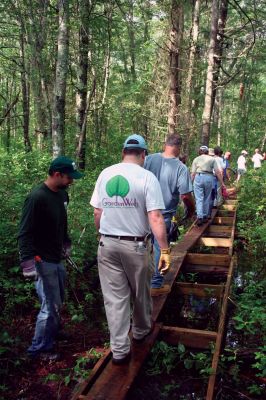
145, 134, 195, 296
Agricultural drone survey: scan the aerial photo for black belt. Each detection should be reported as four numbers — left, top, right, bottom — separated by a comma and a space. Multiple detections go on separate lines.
197, 172, 213, 175
102, 234, 145, 241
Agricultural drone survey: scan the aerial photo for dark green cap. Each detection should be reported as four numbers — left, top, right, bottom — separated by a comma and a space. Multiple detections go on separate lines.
49, 156, 84, 179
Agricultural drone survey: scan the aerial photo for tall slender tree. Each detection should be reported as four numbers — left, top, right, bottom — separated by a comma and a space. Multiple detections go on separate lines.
201, 0, 219, 145
75, 0, 93, 169
52, 0, 69, 157
168, 0, 184, 135
182, 0, 201, 152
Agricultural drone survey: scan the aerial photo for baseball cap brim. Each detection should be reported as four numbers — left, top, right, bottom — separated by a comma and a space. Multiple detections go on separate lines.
67, 170, 84, 179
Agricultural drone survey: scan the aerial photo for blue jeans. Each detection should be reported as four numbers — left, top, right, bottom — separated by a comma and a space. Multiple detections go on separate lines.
151, 216, 172, 289
27, 261, 66, 356
194, 174, 214, 219
209, 176, 217, 216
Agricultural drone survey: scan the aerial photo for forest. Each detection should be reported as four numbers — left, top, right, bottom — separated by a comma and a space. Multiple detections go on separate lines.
0, 0, 265, 399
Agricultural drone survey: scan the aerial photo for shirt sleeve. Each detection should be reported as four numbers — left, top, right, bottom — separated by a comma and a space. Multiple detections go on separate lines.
145, 173, 165, 212
177, 164, 193, 194
18, 195, 38, 261
90, 175, 102, 209
191, 159, 197, 174
213, 159, 220, 173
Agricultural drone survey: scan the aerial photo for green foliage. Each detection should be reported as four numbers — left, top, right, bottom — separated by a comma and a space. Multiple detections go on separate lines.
219, 165, 266, 394
147, 341, 213, 378
65, 348, 103, 385
252, 346, 266, 378
42, 348, 103, 387
237, 165, 266, 258
147, 341, 180, 375
233, 276, 266, 335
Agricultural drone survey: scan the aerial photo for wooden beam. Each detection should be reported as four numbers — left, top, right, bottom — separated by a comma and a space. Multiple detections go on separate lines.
213, 217, 233, 225
176, 282, 224, 298
72, 324, 162, 400
216, 210, 235, 216
204, 232, 231, 238
207, 225, 232, 233
220, 204, 236, 211
185, 253, 231, 266
71, 351, 112, 400
206, 257, 235, 399
199, 237, 232, 247
160, 326, 217, 349
224, 199, 237, 205
183, 263, 228, 274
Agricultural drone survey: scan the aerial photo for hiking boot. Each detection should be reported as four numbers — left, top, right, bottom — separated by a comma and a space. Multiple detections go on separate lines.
151, 284, 171, 297
112, 351, 131, 365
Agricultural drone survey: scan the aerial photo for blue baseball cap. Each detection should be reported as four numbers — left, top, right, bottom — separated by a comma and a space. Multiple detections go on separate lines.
123, 134, 148, 151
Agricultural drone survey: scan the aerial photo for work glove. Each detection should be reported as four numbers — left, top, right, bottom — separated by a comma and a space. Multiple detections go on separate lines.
158, 248, 171, 275
20, 258, 38, 279
62, 242, 72, 259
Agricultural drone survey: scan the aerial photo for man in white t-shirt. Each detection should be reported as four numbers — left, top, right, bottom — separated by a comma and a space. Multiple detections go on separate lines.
214, 146, 225, 206
237, 150, 248, 181
251, 149, 264, 169
90, 134, 170, 365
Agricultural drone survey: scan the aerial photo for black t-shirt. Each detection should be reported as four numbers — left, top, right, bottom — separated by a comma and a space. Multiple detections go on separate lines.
18, 183, 70, 263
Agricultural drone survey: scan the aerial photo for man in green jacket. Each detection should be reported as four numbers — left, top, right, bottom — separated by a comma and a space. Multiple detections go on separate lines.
18, 156, 83, 360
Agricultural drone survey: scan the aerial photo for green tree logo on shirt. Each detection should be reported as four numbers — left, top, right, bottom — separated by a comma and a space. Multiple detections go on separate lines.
106, 175, 130, 198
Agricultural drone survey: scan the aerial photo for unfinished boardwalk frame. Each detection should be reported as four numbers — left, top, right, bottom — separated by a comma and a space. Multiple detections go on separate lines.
71, 200, 237, 400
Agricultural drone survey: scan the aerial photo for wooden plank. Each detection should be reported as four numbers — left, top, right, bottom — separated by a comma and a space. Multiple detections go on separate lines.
151, 209, 219, 321
185, 253, 231, 266
176, 282, 224, 298
228, 205, 237, 257
213, 217, 233, 225
206, 257, 235, 399
216, 210, 235, 216
206, 207, 237, 399
71, 351, 112, 400
207, 225, 232, 233
220, 204, 236, 211
204, 232, 231, 238
183, 263, 228, 274
160, 326, 217, 349
224, 199, 237, 205
81, 324, 161, 400
199, 237, 232, 247
170, 209, 218, 254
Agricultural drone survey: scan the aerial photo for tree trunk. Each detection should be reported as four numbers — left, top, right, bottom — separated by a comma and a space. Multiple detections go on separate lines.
19, 32, 31, 152
183, 0, 201, 153
211, 0, 228, 117
27, 0, 52, 146
201, 0, 219, 145
213, 87, 224, 146
116, 0, 137, 81
168, 0, 183, 135
75, 0, 92, 169
52, 0, 69, 158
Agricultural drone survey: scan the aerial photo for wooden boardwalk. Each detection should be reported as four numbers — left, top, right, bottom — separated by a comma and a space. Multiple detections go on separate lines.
71, 198, 237, 400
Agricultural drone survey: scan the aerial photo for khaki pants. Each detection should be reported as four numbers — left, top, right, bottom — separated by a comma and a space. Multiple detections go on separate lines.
216, 181, 224, 206
97, 236, 153, 359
